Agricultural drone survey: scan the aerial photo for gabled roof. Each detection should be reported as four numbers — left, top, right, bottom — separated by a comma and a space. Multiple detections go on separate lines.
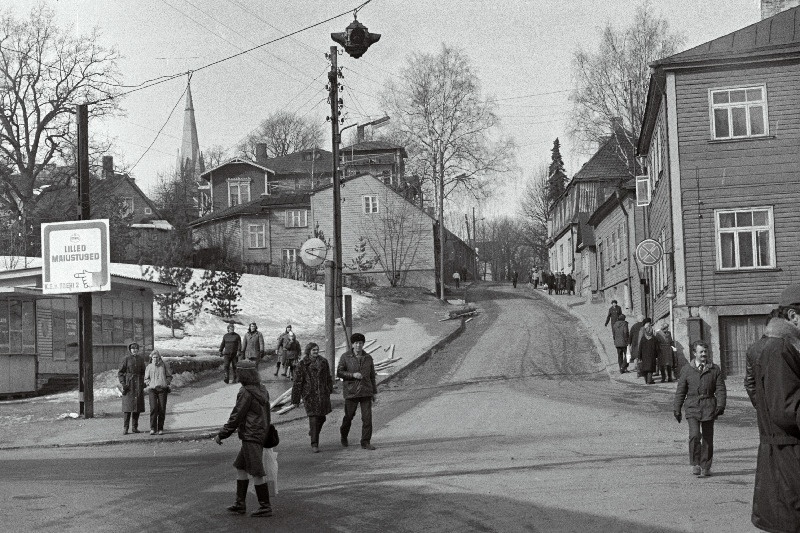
654, 6, 800, 69
340, 140, 407, 158
572, 129, 637, 183
199, 157, 275, 181
262, 149, 332, 175
189, 192, 311, 227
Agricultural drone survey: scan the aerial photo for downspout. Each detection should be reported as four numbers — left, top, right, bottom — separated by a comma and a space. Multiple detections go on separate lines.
615, 188, 634, 311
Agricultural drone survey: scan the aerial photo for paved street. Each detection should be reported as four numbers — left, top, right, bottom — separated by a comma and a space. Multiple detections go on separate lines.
0, 283, 760, 532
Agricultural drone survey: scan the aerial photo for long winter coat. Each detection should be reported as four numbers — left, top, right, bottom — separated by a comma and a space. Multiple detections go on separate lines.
242, 330, 265, 360
629, 321, 644, 359
612, 319, 630, 348
744, 318, 800, 533
656, 330, 675, 367
337, 351, 377, 400
291, 356, 333, 417
281, 339, 301, 365
673, 361, 727, 421
218, 384, 270, 444
637, 328, 659, 373
118, 353, 147, 413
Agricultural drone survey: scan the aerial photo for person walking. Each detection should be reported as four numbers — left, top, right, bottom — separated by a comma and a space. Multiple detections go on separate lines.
673, 340, 726, 478
512, 271, 519, 288
744, 283, 800, 532
604, 300, 622, 328
452, 271, 461, 289
612, 314, 630, 374
628, 315, 646, 374
567, 273, 576, 295
242, 322, 265, 367
118, 342, 147, 435
291, 343, 333, 453
656, 323, 677, 382
219, 323, 241, 384
281, 332, 301, 379
337, 332, 378, 450
637, 318, 658, 384
214, 360, 273, 518
274, 325, 293, 376
144, 350, 172, 435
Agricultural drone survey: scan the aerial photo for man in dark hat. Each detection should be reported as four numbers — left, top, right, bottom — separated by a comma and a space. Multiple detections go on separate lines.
605, 300, 622, 327
337, 332, 378, 450
119, 342, 146, 435
745, 283, 800, 532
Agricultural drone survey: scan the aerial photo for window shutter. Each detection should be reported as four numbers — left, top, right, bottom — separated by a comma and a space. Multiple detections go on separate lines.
636, 175, 651, 207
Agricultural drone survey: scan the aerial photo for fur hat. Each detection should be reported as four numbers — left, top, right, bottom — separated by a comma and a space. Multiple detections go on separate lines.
350, 333, 366, 344
779, 283, 800, 307
128, 342, 140, 350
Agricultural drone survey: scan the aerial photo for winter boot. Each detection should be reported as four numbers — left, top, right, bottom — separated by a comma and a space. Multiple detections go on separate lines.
131, 414, 140, 433
251, 483, 272, 517
227, 479, 248, 514
274, 363, 280, 376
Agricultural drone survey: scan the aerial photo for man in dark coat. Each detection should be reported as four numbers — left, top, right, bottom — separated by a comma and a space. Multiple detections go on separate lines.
337, 332, 378, 450
745, 283, 800, 532
674, 340, 726, 478
219, 323, 241, 384
118, 342, 147, 434
292, 342, 333, 453
612, 314, 630, 374
628, 314, 646, 372
637, 318, 658, 384
604, 300, 622, 327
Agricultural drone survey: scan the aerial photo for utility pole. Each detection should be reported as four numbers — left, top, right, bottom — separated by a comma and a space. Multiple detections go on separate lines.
76, 104, 94, 418
326, 46, 344, 372
472, 207, 477, 280
437, 147, 446, 299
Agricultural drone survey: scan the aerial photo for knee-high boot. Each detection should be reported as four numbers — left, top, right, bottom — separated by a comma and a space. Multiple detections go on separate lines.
251, 483, 272, 517
274, 362, 281, 376
227, 479, 248, 514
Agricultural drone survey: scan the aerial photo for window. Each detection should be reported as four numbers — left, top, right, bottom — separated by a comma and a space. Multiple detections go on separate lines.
285, 209, 308, 228
636, 175, 651, 206
121, 197, 134, 216
363, 195, 378, 214
282, 248, 298, 265
144, 207, 152, 215
715, 207, 775, 270
263, 173, 270, 195
248, 224, 265, 248
228, 179, 250, 206
611, 231, 618, 265
710, 86, 768, 140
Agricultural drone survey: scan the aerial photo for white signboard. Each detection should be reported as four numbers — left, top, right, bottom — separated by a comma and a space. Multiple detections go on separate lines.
41, 220, 111, 294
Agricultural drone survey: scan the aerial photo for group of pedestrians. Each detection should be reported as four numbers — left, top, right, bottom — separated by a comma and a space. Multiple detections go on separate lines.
607, 303, 676, 384
118, 342, 173, 436
543, 270, 575, 295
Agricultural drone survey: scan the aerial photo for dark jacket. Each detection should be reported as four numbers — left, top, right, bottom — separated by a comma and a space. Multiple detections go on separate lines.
745, 317, 783, 407
745, 318, 800, 533
242, 330, 265, 360
638, 328, 659, 373
656, 330, 675, 367
612, 319, 629, 348
219, 332, 241, 357
118, 353, 146, 413
629, 321, 644, 359
605, 304, 622, 327
674, 361, 727, 421
337, 350, 377, 400
282, 339, 301, 362
291, 356, 333, 417
218, 384, 270, 444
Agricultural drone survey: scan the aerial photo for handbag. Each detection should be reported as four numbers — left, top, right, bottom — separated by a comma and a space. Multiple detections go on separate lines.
264, 423, 279, 448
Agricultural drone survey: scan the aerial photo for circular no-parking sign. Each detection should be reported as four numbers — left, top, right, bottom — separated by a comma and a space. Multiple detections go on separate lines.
635, 239, 663, 266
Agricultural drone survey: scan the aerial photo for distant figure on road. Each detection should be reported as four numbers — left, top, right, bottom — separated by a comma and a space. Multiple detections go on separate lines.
219, 323, 241, 384
604, 300, 622, 327
118, 342, 147, 435
532, 268, 540, 289
291, 342, 333, 453
242, 322, 265, 368
452, 271, 461, 289
214, 360, 273, 517
637, 318, 658, 384
337, 332, 378, 450
656, 323, 676, 382
512, 271, 519, 288
744, 283, 800, 532
274, 324, 292, 376
144, 350, 172, 435
612, 314, 630, 374
547, 271, 554, 295
673, 340, 726, 478
281, 332, 301, 380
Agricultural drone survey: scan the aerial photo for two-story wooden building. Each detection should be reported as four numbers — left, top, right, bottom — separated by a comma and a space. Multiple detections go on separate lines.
636, 3, 800, 375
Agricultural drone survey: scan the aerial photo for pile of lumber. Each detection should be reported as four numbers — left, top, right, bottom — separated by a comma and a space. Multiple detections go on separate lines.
441, 305, 479, 321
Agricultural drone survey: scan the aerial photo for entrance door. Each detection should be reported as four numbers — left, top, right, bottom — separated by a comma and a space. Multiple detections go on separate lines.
719, 315, 767, 377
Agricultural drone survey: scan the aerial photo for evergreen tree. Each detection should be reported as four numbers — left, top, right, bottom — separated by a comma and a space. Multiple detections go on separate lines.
143, 265, 198, 337
201, 269, 242, 319
547, 138, 568, 206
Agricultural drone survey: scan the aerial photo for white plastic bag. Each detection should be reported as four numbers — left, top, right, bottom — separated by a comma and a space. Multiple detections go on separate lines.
263, 448, 279, 495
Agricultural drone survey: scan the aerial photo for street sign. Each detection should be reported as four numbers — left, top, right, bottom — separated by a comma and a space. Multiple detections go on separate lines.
300, 237, 328, 267
636, 238, 663, 266
42, 220, 110, 294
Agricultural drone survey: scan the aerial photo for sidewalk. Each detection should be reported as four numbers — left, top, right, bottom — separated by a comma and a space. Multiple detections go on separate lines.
527, 284, 749, 400
0, 299, 465, 450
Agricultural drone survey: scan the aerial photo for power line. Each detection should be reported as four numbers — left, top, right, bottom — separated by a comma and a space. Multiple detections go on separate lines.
130, 77, 190, 172
495, 89, 571, 102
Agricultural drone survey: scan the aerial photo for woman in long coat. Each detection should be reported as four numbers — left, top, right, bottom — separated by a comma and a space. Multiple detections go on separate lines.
637, 320, 659, 384
118, 342, 147, 434
291, 342, 333, 453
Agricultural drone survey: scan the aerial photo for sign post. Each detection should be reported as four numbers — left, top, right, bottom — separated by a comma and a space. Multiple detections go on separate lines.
635, 238, 664, 267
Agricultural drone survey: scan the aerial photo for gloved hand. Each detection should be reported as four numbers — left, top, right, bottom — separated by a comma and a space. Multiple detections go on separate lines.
714, 408, 725, 418
674, 411, 682, 423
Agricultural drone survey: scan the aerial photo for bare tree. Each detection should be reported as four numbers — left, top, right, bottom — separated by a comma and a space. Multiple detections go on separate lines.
569, 1, 683, 150
238, 110, 323, 160
0, 4, 120, 218
519, 163, 551, 267
381, 44, 515, 298
203, 144, 228, 169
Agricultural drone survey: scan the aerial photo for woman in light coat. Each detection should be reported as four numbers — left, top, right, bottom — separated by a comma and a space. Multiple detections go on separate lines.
144, 350, 173, 435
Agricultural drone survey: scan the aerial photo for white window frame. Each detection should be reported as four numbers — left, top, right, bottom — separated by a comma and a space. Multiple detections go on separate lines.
363, 195, 378, 214
144, 207, 152, 215
709, 85, 769, 140
248, 224, 266, 249
282, 248, 298, 265
636, 175, 651, 206
228, 179, 250, 207
714, 206, 775, 271
285, 209, 308, 228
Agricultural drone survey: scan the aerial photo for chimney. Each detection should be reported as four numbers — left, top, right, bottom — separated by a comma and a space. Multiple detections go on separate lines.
255, 143, 268, 165
761, 0, 800, 19
102, 155, 113, 179
610, 116, 624, 134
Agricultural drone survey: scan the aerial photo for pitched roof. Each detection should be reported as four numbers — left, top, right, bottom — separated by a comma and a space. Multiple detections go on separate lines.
199, 157, 275, 180
654, 6, 800, 68
340, 140, 407, 157
262, 149, 332, 175
571, 130, 637, 182
189, 192, 310, 227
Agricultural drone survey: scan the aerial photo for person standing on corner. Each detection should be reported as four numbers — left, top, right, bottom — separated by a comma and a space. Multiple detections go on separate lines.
118, 342, 147, 435
219, 323, 241, 384
612, 314, 630, 374
242, 322, 265, 369
214, 360, 273, 518
744, 283, 800, 533
337, 332, 378, 450
673, 340, 726, 478
604, 300, 622, 328
291, 342, 333, 453
144, 350, 172, 435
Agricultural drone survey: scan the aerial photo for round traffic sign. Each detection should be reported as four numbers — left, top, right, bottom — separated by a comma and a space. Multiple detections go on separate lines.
636, 238, 663, 266
300, 238, 328, 267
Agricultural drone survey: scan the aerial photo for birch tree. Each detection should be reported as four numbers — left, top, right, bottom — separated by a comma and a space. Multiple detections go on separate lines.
238, 110, 323, 160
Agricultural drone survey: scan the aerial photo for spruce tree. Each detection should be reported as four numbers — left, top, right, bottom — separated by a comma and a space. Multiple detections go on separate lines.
547, 138, 568, 206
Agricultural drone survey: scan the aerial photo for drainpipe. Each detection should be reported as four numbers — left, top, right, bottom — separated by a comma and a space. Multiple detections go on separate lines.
615, 188, 633, 311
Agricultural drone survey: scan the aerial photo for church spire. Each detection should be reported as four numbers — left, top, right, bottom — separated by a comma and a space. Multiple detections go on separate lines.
180, 77, 201, 180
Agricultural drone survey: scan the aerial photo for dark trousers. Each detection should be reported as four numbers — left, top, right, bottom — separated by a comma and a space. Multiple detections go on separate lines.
616, 347, 628, 371
148, 389, 169, 431
341, 397, 373, 445
660, 365, 674, 382
123, 412, 140, 430
223, 355, 237, 381
455, 279, 460, 288
688, 418, 715, 469
308, 415, 327, 446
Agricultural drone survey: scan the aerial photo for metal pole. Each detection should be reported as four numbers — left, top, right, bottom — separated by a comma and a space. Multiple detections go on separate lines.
77, 104, 93, 418
344, 294, 352, 342
324, 260, 335, 373
329, 46, 343, 319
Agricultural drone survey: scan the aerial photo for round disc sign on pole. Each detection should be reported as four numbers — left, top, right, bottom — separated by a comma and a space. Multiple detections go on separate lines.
300, 238, 328, 267
636, 238, 664, 266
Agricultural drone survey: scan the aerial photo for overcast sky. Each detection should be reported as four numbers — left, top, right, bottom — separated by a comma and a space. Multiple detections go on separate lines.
11, 0, 759, 218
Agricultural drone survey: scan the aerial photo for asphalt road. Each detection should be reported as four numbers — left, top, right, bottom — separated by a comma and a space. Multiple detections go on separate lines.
0, 283, 760, 532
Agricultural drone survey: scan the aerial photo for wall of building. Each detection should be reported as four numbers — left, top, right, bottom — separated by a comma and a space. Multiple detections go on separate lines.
208, 164, 269, 212
595, 204, 634, 311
